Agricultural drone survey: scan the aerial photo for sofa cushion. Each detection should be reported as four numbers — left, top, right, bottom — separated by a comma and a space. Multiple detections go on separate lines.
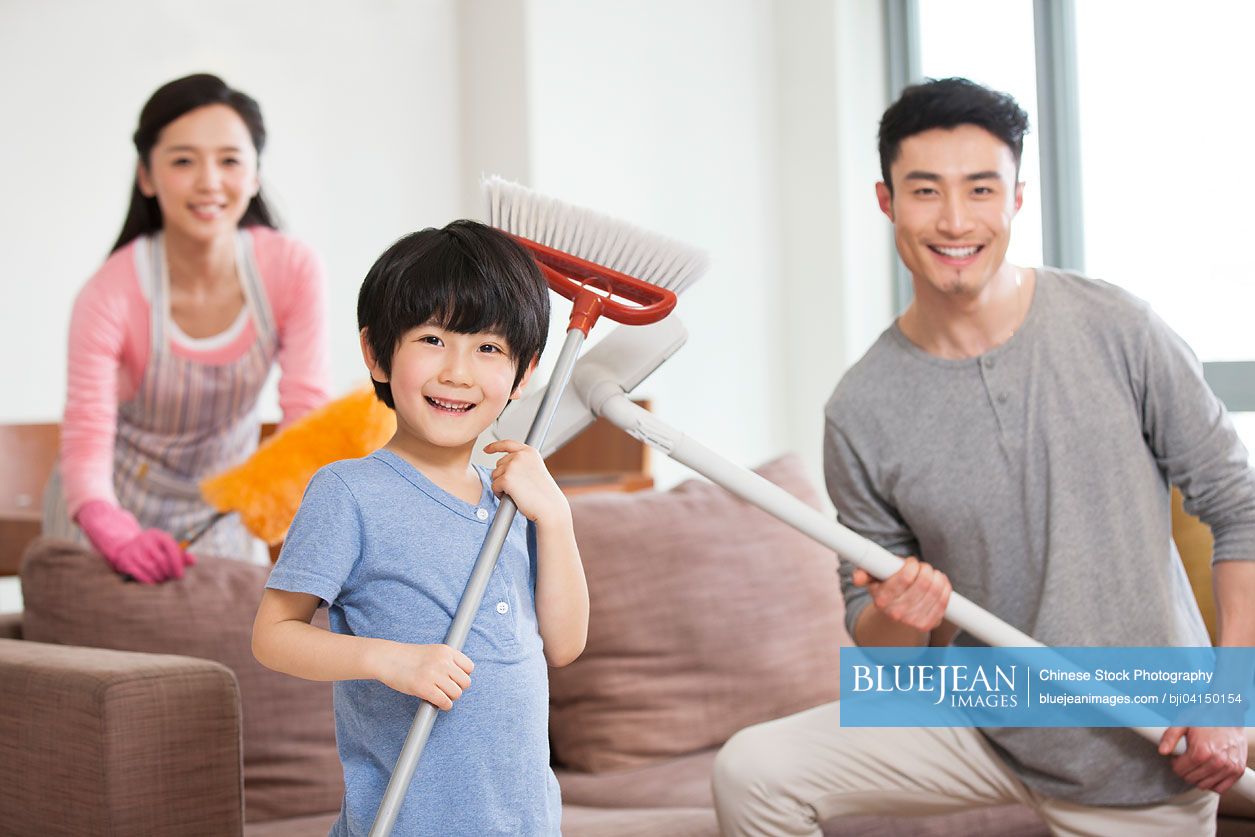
20, 538, 342, 823
561, 805, 719, 837
243, 812, 340, 836
551, 454, 850, 772
557, 748, 719, 810
557, 748, 1049, 837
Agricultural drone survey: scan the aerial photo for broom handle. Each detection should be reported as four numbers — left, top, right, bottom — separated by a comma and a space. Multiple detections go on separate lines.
588, 388, 1255, 805
369, 327, 586, 837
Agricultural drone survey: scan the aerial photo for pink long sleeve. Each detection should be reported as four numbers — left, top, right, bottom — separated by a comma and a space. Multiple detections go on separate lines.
59, 230, 332, 517
60, 248, 146, 516
250, 227, 333, 427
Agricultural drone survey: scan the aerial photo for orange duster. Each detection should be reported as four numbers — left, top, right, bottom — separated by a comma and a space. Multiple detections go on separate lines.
200, 387, 396, 545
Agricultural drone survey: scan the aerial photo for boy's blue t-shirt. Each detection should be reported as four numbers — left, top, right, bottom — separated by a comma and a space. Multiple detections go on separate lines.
266, 450, 561, 836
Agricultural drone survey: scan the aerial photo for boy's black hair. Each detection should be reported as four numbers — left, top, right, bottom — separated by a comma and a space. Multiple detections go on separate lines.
878, 77, 1030, 194
357, 220, 550, 409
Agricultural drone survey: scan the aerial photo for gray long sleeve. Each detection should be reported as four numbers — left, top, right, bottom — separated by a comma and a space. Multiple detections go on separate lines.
822, 268, 1255, 805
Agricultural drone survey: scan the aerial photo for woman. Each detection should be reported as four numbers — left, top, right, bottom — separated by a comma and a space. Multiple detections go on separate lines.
43, 74, 331, 583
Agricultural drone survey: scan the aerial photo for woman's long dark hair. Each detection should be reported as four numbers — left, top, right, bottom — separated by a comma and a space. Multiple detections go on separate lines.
111, 74, 278, 253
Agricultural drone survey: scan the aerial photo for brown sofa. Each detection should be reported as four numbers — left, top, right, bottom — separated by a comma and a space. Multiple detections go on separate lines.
1, 455, 1250, 836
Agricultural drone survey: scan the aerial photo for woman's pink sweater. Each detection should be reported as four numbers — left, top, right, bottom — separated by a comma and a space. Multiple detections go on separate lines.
61, 227, 332, 517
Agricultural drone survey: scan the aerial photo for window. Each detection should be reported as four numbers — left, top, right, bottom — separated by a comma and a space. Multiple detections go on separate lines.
1074, 1, 1255, 456
898, 0, 1255, 457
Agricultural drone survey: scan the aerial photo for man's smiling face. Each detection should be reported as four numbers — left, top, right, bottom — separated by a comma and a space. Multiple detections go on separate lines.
876, 123, 1024, 299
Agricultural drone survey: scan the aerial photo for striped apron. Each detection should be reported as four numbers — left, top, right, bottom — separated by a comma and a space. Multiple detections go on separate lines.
44, 230, 277, 563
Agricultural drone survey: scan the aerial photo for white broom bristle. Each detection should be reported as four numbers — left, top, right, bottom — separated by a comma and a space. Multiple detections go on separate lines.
482, 175, 707, 295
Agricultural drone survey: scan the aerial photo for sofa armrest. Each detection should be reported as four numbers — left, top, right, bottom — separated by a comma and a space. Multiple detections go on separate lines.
0, 639, 245, 836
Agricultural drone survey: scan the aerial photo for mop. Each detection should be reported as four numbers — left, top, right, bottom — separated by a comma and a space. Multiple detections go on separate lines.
490, 318, 1255, 804
368, 178, 707, 836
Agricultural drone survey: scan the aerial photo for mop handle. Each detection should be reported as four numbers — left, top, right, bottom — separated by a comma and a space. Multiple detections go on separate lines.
588, 388, 1255, 805
369, 328, 586, 837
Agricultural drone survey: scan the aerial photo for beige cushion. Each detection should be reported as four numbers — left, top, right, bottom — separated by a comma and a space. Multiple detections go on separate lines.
20, 539, 342, 822
551, 454, 850, 772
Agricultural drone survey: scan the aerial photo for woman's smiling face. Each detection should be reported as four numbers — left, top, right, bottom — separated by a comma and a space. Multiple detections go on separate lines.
138, 103, 259, 244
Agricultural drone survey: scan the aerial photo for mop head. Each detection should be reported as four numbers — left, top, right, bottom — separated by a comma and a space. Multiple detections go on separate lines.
200, 387, 396, 545
483, 175, 708, 297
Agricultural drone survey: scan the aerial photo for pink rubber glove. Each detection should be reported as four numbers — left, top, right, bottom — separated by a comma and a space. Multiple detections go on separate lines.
74, 500, 195, 584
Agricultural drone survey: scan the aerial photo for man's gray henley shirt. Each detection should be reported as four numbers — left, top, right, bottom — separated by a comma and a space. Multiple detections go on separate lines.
824, 268, 1255, 805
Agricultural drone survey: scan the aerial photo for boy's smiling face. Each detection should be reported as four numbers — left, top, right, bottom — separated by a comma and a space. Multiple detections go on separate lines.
364, 321, 533, 454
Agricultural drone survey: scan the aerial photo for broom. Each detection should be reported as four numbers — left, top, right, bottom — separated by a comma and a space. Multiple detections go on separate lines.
368, 178, 707, 836
186, 387, 397, 548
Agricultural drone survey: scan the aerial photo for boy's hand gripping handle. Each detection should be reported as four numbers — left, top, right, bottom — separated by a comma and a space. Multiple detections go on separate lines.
368, 328, 586, 837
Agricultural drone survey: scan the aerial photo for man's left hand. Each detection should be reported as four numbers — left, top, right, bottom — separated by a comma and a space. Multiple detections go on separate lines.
1158, 726, 1248, 793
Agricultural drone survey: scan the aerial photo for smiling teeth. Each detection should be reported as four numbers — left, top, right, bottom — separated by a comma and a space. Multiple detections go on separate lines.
934, 245, 979, 257
429, 397, 473, 412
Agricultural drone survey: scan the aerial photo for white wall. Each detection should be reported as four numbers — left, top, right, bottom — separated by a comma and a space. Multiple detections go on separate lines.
521, 0, 788, 489
0, 0, 893, 484
774, 0, 892, 493
0, 0, 463, 423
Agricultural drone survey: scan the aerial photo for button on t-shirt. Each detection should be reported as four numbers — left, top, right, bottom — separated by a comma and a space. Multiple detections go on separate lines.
476, 508, 489, 521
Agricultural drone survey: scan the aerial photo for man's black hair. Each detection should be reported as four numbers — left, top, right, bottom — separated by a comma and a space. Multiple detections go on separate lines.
878, 77, 1030, 193
357, 220, 550, 409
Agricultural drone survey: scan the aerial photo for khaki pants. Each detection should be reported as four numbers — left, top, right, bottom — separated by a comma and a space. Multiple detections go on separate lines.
712, 701, 1216, 837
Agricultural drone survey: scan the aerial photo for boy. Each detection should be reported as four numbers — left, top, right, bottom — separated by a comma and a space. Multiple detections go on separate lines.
253, 220, 588, 835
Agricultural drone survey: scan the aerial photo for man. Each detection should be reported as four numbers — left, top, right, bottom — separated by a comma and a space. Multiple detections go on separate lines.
712, 77, 1255, 836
